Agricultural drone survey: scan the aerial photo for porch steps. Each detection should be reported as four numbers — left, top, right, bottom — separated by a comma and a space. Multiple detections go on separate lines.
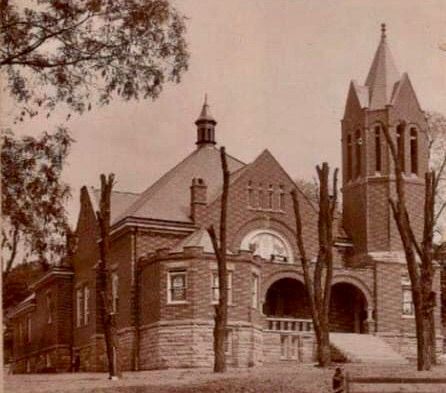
330, 333, 409, 364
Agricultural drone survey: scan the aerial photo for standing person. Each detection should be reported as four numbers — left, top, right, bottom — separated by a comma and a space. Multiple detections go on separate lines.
332, 367, 345, 393
73, 351, 81, 372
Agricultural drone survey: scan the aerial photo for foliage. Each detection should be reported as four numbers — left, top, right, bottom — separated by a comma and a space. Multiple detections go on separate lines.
426, 111, 446, 235
295, 177, 319, 205
0, 0, 189, 121
3, 261, 44, 309
1, 127, 72, 277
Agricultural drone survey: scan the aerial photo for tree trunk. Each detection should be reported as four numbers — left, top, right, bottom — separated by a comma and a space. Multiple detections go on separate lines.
208, 147, 230, 373
96, 173, 121, 379
315, 322, 331, 367
291, 163, 338, 368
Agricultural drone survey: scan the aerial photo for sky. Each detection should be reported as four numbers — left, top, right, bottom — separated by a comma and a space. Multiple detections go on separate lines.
4, 0, 446, 227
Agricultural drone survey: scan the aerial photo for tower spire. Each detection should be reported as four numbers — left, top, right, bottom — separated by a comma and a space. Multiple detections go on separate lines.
381, 23, 386, 40
365, 23, 400, 110
195, 95, 217, 147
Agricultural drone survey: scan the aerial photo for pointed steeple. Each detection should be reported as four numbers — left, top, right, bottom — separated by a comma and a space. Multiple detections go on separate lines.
195, 94, 217, 147
365, 23, 400, 110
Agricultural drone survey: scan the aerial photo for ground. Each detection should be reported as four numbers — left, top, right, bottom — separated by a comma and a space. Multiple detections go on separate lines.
5, 363, 446, 393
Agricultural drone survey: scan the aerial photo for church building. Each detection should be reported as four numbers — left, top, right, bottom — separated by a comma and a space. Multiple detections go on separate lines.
8, 25, 444, 373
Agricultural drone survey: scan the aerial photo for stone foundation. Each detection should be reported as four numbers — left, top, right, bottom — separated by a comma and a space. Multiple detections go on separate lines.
138, 320, 264, 370
263, 331, 315, 363
13, 345, 71, 373
378, 333, 444, 363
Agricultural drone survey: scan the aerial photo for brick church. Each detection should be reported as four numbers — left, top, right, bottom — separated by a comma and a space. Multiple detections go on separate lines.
9, 26, 444, 373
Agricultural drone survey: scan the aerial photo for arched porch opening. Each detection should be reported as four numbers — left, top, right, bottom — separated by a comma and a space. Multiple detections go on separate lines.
329, 282, 368, 333
263, 278, 311, 319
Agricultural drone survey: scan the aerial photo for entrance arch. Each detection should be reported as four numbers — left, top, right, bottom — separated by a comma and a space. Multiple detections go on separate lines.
263, 278, 311, 319
329, 282, 369, 333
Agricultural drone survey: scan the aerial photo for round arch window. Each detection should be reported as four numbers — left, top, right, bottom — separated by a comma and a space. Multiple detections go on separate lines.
240, 230, 293, 263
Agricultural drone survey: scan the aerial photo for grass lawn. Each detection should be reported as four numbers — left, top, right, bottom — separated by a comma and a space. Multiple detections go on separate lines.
5, 363, 446, 393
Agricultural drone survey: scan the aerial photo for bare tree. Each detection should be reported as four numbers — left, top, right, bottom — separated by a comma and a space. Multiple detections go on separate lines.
291, 162, 338, 367
207, 147, 230, 373
96, 173, 121, 379
426, 111, 446, 236
382, 122, 446, 370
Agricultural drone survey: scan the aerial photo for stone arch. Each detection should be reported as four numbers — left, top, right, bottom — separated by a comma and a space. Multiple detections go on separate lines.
240, 228, 294, 264
262, 272, 310, 319
232, 216, 297, 258
330, 275, 373, 334
332, 274, 373, 308
261, 270, 305, 302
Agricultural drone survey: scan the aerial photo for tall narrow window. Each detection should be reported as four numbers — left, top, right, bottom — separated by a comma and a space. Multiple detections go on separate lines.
402, 288, 414, 316
211, 272, 233, 304
46, 291, 53, 324
355, 129, 362, 178
247, 181, 254, 207
268, 185, 274, 209
375, 126, 382, 173
112, 272, 119, 313
258, 183, 265, 209
278, 185, 285, 210
76, 288, 83, 327
347, 134, 353, 180
167, 270, 187, 304
251, 274, 259, 309
83, 286, 90, 326
18, 321, 23, 345
26, 315, 32, 343
396, 124, 405, 172
410, 128, 418, 175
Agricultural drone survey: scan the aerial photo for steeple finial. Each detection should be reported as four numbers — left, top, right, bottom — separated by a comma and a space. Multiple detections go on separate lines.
381, 23, 386, 40
195, 94, 217, 147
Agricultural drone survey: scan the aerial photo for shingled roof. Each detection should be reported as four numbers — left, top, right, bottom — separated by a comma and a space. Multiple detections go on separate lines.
113, 145, 245, 224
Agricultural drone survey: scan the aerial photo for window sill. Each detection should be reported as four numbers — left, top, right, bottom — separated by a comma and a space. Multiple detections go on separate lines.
402, 314, 415, 319
247, 207, 285, 214
167, 301, 189, 306
211, 302, 235, 307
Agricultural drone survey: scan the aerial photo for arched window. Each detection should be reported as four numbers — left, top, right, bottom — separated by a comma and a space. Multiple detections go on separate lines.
375, 126, 382, 173
347, 134, 353, 180
396, 124, 405, 172
355, 129, 362, 178
241, 229, 293, 263
410, 128, 418, 175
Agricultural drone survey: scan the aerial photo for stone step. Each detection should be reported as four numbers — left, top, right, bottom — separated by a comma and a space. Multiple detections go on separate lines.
330, 333, 409, 365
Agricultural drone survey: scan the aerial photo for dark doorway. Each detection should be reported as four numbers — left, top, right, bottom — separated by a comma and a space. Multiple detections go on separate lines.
329, 282, 368, 333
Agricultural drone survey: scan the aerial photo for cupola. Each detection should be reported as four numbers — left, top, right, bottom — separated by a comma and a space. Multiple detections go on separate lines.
195, 95, 217, 147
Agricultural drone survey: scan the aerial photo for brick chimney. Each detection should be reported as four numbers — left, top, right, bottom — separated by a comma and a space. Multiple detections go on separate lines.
190, 178, 207, 224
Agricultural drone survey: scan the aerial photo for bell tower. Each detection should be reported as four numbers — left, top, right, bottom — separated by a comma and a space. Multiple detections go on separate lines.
341, 24, 429, 255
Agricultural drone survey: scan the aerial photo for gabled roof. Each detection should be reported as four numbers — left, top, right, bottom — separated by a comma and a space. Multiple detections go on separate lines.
90, 188, 140, 224
114, 146, 245, 224
365, 26, 400, 110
